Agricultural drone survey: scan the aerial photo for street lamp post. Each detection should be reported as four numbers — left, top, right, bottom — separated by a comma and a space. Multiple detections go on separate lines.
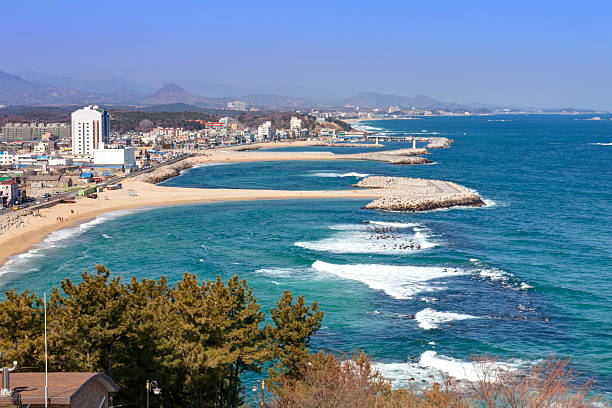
146, 380, 161, 408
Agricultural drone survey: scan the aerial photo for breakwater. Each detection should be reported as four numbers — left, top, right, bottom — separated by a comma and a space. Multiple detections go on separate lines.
339, 148, 433, 165
355, 176, 485, 211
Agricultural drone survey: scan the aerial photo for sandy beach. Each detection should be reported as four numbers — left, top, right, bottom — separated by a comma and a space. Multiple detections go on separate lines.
0, 179, 381, 267
0, 140, 460, 267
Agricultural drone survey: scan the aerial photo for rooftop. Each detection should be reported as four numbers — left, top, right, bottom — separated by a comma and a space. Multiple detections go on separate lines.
0, 372, 118, 406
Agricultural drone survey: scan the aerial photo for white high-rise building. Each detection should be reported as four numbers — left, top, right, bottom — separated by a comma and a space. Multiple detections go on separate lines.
257, 121, 272, 140
290, 116, 302, 130
71, 105, 110, 155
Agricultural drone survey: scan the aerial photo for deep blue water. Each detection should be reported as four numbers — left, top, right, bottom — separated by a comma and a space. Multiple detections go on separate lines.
2, 114, 610, 394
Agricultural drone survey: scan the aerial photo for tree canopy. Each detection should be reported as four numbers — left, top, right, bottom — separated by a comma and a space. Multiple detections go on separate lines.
0, 265, 324, 408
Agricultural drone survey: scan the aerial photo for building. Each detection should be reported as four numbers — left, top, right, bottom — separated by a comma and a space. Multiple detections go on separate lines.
0, 151, 16, 167
227, 100, 247, 111
0, 179, 20, 207
0, 372, 118, 407
71, 105, 110, 156
93, 147, 136, 168
0, 123, 70, 142
290, 116, 302, 130
257, 121, 272, 141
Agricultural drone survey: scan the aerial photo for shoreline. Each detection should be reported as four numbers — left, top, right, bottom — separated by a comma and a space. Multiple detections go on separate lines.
0, 179, 381, 268
0, 140, 476, 268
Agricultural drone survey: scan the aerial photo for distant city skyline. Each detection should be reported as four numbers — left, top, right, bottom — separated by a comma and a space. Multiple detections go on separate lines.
3, 0, 612, 109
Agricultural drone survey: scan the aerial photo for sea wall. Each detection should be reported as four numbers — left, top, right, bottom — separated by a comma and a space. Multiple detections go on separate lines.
354, 176, 485, 212
427, 137, 453, 149
141, 158, 197, 184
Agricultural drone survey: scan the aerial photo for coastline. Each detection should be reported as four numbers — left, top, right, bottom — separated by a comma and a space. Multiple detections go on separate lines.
0, 139, 469, 268
0, 179, 381, 267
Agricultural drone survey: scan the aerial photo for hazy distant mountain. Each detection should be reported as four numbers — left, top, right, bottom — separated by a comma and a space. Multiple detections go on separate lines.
0, 70, 95, 105
239, 94, 323, 108
337, 92, 459, 109
108, 86, 145, 103
138, 83, 213, 105
15, 70, 155, 94
139, 103, 212, 113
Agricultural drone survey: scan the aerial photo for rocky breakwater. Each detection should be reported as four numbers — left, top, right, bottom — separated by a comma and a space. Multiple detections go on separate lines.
141, 158, 198, 184
340, 148, 433, 165
354, 176, 486, 211
427, 137, 453, 149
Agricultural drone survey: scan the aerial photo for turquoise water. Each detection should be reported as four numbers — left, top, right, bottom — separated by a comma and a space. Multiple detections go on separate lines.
1, 115, 610, 393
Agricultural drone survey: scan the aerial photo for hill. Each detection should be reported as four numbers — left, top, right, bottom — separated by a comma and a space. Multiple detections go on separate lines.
137, 83, 210, 105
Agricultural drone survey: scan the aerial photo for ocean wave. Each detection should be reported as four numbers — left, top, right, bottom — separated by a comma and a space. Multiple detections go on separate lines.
469, 259, 532, 290
309, 171, 371, 178
368, 221, 420, 228
0, 209, 141, 280
589, 142, 612, 146
254, 267, 297, 278
375, 351, 525, 387
296, 222, 436, 254
311, 261, 468, 300
415, 308, 481, 330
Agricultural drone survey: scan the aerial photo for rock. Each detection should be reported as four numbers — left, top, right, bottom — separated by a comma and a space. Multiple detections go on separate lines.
354, 176, 486, 212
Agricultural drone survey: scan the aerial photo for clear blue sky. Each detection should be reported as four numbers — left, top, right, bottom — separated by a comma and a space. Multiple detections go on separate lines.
4, 0, 612, 109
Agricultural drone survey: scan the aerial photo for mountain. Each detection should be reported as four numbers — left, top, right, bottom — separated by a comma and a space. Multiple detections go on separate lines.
239, 94, 322, 109
0, 70, 95, 105
15, 70, 155, 94
337, 92, 460, 109
137, 83, 211, 105
107, 86, 145, 103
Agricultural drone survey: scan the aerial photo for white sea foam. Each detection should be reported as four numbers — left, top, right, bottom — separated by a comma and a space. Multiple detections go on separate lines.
415, 308, 481, 330
375, 351, 524, 387
191, 162, 235, 169
309, 171, 370, 178
589, 142, 612, 146
368, 221, 420, 228
254, 267, 296, 278
311, 261, 468, 299
470, 259, 532, 290
0, 208, 140, 279
296, 223, 436, 254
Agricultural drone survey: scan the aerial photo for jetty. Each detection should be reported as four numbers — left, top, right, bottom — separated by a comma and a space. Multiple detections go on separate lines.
354, 176, 485, 212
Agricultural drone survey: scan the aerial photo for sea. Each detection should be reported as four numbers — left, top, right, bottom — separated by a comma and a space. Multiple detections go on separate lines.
1, 114, 610, 395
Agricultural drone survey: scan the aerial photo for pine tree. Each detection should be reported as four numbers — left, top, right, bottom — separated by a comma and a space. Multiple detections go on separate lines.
266, 291, 324, 382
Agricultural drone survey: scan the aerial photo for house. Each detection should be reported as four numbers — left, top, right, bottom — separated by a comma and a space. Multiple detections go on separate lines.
27, 175, 72, 189
0, 372, 118, 407
0, 180, 20, 207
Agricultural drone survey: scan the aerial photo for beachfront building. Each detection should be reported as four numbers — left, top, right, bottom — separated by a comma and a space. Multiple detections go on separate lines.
92, 147, 136, 169
290, 116, 302, 130
0, 179, 20, 207
257, 121, 272, 141
71, 105, 110, 156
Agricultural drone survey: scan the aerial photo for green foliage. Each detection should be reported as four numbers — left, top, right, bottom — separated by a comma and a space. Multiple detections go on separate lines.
265, 291, 323, 381
0, 266, 324, 408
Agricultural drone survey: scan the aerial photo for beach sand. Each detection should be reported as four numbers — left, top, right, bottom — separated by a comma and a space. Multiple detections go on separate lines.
0, 179, 380, 266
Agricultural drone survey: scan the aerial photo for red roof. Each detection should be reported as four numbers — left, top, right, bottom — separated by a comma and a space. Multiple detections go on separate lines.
0, 372, 118, 406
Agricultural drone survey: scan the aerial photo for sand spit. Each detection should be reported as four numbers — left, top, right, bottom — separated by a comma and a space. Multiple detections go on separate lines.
142, 147, 434, 184
354, 176, 485, 212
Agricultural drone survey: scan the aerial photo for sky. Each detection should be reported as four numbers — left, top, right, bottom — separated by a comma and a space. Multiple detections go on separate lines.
4, 0, 612, 109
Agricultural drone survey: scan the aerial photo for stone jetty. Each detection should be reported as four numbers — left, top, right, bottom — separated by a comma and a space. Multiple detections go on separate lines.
426, 137, 453, 149
354, 176, 485, 211
339, 148, 433, 165
141, 158, 197, 184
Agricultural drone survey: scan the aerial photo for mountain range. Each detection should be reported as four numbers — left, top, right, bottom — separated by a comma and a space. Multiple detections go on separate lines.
1, 69, 493, 111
